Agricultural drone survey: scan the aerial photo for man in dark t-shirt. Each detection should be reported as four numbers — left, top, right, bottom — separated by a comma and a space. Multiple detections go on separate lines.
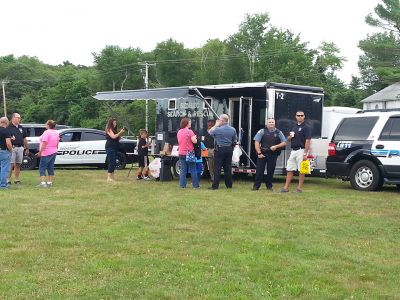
7, 113, 28, 184
0, 117, 13, 189
281, 110, 311, 193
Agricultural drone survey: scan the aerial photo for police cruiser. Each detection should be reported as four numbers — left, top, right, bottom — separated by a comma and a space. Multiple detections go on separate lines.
326, 111, 400, 191
22, 128, 137, 170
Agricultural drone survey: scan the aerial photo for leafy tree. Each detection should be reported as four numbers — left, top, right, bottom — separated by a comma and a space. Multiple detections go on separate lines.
93, 45, 144, 91
359, 0, 400, 88
192, 39, 230, 84
152, 39, 194, 86
255, 28, 318, 85
228, 13, 270, 81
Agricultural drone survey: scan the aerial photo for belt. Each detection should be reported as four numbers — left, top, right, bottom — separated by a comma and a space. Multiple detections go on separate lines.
217, 145, 232, 148
292, 147, 304, 151
13, 145, 23, 147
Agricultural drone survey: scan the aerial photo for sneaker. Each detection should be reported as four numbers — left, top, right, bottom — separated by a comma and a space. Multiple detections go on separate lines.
7, 181, 11, 185
143, 176, 152, 181
251, 187, 259, 191
36, 183, 48, 188
280, 188, 289, 193
47, 182, 53, 187
295, 188, 303, 193
14, 180, 21, 184
136, 177, 143, 180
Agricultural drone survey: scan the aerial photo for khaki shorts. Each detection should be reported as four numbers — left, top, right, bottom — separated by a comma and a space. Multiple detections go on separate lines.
286, 149, 304, 171
11, 146, 24, 164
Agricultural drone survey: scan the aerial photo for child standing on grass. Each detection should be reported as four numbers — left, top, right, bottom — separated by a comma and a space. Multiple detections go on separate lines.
137, 129, 152, 180
195, 142, 206, 180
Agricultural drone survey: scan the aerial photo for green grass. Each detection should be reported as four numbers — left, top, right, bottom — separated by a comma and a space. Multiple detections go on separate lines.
0, 169, 399, 299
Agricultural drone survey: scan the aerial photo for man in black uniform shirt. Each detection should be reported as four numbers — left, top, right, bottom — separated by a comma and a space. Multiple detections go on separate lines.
252, 117, 287, 191
281, 110, 311, 193
7, 113, 28, 184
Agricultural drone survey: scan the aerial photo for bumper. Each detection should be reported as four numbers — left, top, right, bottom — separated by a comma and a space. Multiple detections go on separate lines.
326, 162, 349, 177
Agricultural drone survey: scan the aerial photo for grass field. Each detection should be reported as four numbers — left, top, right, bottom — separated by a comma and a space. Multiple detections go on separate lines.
0, 168, 399, 299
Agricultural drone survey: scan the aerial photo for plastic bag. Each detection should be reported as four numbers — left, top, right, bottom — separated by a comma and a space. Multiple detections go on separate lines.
299, 159, 311, 174
149, 158, 161, 178
232, 145, 242, 166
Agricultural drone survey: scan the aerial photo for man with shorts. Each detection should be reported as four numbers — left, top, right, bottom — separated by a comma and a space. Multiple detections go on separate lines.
7, 113, 28, 185
281, 110, 311, 193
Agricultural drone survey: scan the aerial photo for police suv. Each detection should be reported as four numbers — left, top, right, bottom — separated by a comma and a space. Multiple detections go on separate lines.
22, 128, 137, 170
326, 111, 400, 191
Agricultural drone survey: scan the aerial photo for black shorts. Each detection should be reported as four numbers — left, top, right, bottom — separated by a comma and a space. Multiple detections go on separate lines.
138, 155, 149, 168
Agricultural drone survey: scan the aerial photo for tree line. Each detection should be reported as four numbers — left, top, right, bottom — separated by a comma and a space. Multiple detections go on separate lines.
1, 0, 399, 135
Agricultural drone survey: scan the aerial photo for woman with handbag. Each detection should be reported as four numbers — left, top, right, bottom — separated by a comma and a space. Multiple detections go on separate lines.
177, 117, 199, 189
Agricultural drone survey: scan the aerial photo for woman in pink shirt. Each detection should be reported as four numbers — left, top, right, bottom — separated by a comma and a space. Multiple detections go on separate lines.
177, 117, 199, 188
36, 120, 60, 188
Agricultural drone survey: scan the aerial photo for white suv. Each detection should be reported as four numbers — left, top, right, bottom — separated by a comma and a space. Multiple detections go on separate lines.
326, 111, 400, 191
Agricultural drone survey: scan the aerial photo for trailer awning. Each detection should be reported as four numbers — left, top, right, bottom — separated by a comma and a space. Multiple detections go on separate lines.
93, 82, 324, 101
93, 87, 192, 101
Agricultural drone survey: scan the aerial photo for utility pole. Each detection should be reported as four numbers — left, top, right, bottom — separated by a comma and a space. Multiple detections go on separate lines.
139, 62, 155, 131
2, 79, 9, 117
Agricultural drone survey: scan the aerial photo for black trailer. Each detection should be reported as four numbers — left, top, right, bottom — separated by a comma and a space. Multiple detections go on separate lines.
94, 82, 324, 176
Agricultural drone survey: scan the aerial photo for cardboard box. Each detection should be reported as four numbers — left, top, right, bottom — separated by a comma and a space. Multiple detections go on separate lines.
162, 143, 172, 155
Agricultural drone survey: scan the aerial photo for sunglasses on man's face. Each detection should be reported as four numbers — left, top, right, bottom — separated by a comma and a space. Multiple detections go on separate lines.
296, 115, 304, 117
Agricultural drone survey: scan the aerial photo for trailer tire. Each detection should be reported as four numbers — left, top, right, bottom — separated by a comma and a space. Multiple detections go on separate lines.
172, 158, 180, 177
172, 158, 205, 178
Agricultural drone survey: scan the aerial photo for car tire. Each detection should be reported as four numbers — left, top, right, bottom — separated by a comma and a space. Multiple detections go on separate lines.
350, 160, 381, 191
21, 153, 38, 170
115, 152, 127, 170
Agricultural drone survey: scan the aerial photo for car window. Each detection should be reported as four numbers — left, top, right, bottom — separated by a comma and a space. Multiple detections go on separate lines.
25, 128, 33, 137
60, 132, 81, 142
81, 132, 105, 141
379, 117, 400, 141
333, 117, 379, 140
34, 128, 46, 136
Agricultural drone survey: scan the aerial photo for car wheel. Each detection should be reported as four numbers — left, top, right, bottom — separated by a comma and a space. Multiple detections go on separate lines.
21, 153, 38, 170
115, 152, 127, 170
350, 160, 381, 191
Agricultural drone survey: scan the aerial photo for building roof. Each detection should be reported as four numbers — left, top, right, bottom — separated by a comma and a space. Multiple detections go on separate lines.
361, 82, 400, 103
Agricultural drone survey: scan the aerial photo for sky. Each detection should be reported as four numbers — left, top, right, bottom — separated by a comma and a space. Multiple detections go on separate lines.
1, 0, 381, 84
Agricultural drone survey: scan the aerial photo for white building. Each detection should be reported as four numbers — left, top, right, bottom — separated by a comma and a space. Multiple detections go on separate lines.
361, 82, 400, 111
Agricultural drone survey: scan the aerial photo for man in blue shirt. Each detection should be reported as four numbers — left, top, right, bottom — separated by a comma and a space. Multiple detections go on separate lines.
252, 117, 287, 191
208, 114, 237, 190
